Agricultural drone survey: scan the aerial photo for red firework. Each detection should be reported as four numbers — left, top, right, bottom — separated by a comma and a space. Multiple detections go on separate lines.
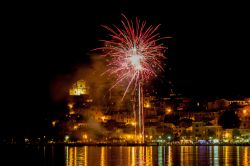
96, 14, 169, 97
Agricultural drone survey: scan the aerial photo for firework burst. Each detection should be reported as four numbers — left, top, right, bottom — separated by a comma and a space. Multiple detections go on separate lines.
95, 14, 169, 98
94, 14, 169, 143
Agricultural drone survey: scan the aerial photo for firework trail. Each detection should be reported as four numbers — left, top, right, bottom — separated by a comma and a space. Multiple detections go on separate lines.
95, 14, 169, 143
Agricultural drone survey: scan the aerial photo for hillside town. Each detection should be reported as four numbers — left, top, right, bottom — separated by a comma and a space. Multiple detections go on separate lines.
41, 80, 250, 145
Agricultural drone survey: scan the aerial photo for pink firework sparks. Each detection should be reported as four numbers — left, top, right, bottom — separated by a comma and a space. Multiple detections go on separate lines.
96, 14, 169, 98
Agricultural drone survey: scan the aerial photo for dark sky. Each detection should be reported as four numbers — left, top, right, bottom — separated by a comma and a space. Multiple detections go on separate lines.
2, 1, 250, 134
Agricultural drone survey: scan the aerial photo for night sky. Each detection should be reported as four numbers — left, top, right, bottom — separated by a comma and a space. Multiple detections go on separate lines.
2, 1, 249, 135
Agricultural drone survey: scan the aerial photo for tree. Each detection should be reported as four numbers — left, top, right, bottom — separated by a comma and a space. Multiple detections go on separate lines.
179, 118, 193, 128
218, 110, 241, 129
180, 130, 192, 139
164, 114, 180, 125
163, 130, 174, 141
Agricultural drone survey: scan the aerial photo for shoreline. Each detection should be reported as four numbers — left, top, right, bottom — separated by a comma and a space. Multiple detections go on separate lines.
1, 142, 250, 146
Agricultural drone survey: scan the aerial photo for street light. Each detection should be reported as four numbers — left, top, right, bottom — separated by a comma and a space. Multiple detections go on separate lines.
243, 110, 247, 114
166, 108, 172, 114
65, 135, 69, 142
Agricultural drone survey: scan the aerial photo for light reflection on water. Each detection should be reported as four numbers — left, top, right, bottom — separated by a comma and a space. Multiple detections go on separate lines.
63, 146, 250, 166
3, 145, 249, 165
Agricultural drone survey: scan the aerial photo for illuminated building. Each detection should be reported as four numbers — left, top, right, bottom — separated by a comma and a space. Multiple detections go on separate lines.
192, 122, 223, 140
223, 129, 233, 139
69, 80, 89, 96
207, 99, 229, 110
228, 100, 247, 106
192, 122, 206, 139
67, 80, 93, 112
207, 98, 249, 111
205, 126, 223, 139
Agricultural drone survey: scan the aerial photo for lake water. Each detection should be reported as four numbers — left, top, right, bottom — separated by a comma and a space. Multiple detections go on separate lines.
2, 145, 250, 165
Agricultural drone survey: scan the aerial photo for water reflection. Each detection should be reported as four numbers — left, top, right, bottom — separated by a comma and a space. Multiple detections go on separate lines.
214, 146, 219, 165
243, 146, 248, 166
158, 146, 163, 165
63, 146, 250, 166
146, 146, 152, 166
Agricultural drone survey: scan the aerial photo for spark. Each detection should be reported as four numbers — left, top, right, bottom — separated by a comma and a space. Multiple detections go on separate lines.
94, 14, 169, 143
95, 14, 169, 98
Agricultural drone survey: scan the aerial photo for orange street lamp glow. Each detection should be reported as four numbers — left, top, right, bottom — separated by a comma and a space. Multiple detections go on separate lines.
52, 121, 56, 127
131, 122, 136, 126
166, 108, 172, 114
243, 110, 247, 114
83, 134, 88, 139
68, 103, 73, 109
101, 116, 105, 121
